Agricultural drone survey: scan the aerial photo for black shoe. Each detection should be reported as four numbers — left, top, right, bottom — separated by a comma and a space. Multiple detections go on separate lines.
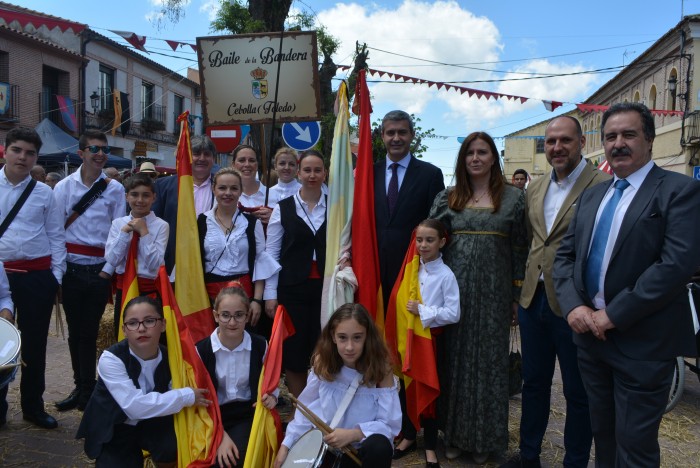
55, 388, 80, 412
23, 410, 58, 429
392, 440, 416, 460
500, 453, 541, 468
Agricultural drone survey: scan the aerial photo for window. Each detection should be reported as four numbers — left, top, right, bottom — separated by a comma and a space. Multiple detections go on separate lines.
142, 82, 154, 119
633, 91, 640, 102
535, 137, 545, 153
668, 69, 678, 111
0, 51, 8, 83
99, 64, 114, 111
649, 84, 657, 109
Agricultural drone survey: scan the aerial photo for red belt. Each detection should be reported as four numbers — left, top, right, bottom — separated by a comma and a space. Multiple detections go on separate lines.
115, 274, 157, 293
4, 256, 51, 272
66, 243, 105, 257
205, 274, 253, 299
309, 260, 321, 279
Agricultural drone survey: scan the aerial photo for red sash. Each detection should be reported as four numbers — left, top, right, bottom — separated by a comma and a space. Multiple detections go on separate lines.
308, 260, 321, 279
205, 274, 253, 299
66, 242, 105, 258
115, 274, 157, 293
4, 256, 51, 272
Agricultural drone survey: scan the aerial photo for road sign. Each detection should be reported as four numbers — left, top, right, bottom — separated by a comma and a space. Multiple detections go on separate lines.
282, 121, 321, 151
207, 125, 242, 153
694, 166, 700, 180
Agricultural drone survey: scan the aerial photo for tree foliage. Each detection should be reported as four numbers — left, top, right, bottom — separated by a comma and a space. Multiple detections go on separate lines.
371, 114, 435, 161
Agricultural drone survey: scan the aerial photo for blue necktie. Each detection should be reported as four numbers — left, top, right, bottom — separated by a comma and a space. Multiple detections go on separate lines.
387, 163, 399, 215
585, 179, 630, 299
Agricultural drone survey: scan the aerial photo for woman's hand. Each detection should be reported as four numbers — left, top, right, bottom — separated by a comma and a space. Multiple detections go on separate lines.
265, 299, 278, 319
254, 206, 273, 224
511, 302, 519, 326
406, 300, 420, 316
273, 445, 289, 468
323, 428, 363, 449
249, 300, 262, 327
191, 388, 211, 407
261, 393, 277, 410
216, 432, 239, 468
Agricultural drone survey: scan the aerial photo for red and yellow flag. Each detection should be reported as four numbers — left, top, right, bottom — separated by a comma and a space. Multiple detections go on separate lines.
385, 232, 440, 429
351, 69, 384, 331
174, 111, 214, 342
244, 306, 295, 468
155, 265, 222, 467
117, 233, 140, 340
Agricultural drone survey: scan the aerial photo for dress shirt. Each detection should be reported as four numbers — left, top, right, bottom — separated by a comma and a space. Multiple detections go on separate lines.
544, 157, 588, 234
384, 153, 411, 195
98, 347, 195, 425
193, 178, 213, 216
0, 169, 66, 282
209, 329, 277, 405
239, 182, 279, 208
417, 255, 461, 328
53, 167, 125, 274
0, 262, 14, 314
104, 212, 169, 278
282, 366, 401, 449
269, 180, 301, 206
589, 160, 655, 309
264, 191, 327, 300
202, 208, 280, 280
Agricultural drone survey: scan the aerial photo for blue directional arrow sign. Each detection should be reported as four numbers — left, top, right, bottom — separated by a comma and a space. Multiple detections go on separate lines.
282, 121, 321, 152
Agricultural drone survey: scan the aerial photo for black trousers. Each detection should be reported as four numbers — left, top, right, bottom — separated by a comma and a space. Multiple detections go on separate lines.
62, 263, 111, 399
96, 416, 176, 467
339, 434, 394, 468
0, 269, 58, 413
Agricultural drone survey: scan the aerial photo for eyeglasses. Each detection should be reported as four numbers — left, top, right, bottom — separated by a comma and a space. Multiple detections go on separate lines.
123, 317, 163, 331
217, 311, 247, 323
84, 145, 112, 154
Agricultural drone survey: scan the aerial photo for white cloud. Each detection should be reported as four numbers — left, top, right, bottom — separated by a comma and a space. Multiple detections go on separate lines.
198, 0, 220, 22
317, 0, 599, 131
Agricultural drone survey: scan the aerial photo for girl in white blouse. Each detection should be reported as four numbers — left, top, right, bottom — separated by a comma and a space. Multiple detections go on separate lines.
393, 219, 460, 467
232, 145, 278, 225
269, 147, 301, 204
275, 303, 401, 468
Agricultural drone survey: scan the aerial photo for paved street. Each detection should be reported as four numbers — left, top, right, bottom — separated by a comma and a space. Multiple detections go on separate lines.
1, 313, 699, 467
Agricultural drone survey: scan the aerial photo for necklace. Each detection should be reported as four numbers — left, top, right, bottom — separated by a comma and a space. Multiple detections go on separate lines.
215, 209, 235, 235
472, 189, 490, 203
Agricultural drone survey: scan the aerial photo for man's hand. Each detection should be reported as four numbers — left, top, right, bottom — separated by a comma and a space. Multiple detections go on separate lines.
0, 308, 13, 324
216, 432, 239, 468
567, 305, 602, 338
592, 309, 615, 339
249, 301, 262, 327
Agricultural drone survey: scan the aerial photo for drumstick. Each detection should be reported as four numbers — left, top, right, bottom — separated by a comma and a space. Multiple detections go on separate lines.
289, 395, 362, 466
4, 268, 27, 273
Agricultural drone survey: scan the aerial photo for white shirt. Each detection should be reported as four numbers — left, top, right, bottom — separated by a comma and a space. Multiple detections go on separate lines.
0, 262, 14, 314
98, 347, 195, 425
0, 169, 66, 282
53, 167, 125, 274
384, 153, 411, 194
104, 212, 169, 279
269, 180, 301, 206
202, 208, 280, 280
208, 329, 277, 405
543, 157, 588, 234
590, 160, 655, 309
193, 178, 213, 216
282, 366, 401, 449
417, 255, 461, 328
264, 192, 327, 300
239, 182, 279, 208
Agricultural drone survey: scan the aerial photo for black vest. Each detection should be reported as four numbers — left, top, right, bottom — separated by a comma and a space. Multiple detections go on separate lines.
198, 212, 257, 276
278, 196, 327, 286
77, 340, 171, 459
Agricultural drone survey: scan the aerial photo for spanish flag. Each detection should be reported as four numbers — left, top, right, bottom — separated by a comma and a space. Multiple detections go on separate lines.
117, 233, 140, 340
385, 232, 440, 429
112, 88, 122, 137
156, 265, 222, 467
351, 69, 384, 330
174, 111, 214, 342
244, 305, 295, 468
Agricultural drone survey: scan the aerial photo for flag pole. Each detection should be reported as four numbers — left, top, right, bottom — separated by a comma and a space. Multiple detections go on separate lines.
264, 30, 285, 207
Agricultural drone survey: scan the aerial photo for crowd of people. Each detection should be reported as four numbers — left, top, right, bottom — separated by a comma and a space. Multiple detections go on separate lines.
0, 102, 699, 468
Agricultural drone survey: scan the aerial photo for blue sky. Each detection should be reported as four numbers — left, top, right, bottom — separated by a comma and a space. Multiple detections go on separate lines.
18, 0, 700, 179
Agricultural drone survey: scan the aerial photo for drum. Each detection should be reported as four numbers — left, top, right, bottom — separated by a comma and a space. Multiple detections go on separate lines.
282, 429, 342, 468
0, 317, 21, 389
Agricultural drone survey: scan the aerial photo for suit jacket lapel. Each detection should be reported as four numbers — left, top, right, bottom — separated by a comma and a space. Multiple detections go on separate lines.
374, 160, 388, 221
549, 164, 597, 236
528, 177, 547, 241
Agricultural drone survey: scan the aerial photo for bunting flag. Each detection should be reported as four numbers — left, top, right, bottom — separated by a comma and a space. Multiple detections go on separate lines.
244, 305, 296, 468
543, 100, 563, 112
0, 9, 85, 33
55, 95, 77, 132
117, 233, 140, 341
110, 30, 148, 53
112, 89, 122, 137
119, 91, 131, 137
598, 159, 613, 175
321, 81, 356, 325
155, 266, 222, 468
384, 232, 439, 430
174, 111, 215, 342
351, 69, 384, 330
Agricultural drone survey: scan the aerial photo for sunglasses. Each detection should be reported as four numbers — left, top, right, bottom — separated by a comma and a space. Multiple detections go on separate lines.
84, 145, 112, 154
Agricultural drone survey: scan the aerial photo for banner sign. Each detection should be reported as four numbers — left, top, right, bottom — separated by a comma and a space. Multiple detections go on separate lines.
197, 31, 321, 126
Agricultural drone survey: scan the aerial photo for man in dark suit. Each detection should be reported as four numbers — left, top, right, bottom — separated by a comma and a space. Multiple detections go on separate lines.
152, 135, 215, 275
554, 103, 700, 467
503, 116, 608, 468
374, 110, 445, 309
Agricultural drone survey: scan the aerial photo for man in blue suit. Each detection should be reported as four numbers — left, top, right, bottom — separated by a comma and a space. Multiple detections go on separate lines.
554, 102, 700, 467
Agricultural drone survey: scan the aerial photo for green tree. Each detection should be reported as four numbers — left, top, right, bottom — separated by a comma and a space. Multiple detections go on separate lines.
371, 114, 435, 162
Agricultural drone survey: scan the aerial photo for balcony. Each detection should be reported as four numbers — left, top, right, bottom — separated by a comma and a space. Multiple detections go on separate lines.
0, 83, 19, 124
683, 111, 700, 146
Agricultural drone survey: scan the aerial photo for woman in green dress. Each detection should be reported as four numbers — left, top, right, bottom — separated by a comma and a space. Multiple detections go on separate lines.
430, 131, 527, 465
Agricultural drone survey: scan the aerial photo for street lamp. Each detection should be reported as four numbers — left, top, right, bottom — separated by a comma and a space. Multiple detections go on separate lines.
90, 91, 100, 114
668, 76, 686, 101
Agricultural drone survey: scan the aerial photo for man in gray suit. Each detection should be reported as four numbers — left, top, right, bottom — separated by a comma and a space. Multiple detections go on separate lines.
503, 116, 608, 468
554, 102, 700, 466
